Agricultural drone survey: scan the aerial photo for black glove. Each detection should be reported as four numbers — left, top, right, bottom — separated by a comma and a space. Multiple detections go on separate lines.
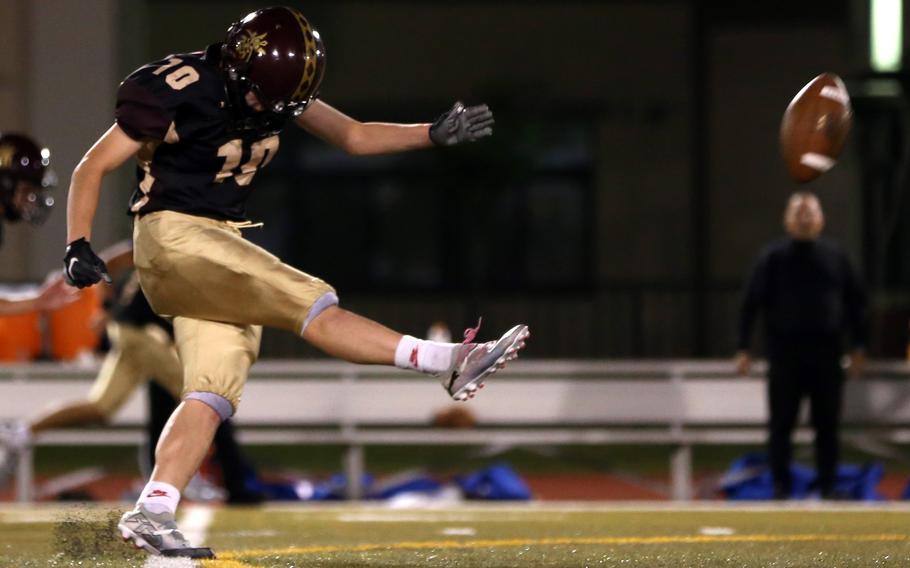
429, 101, 494, 146
63, 238, 111, 288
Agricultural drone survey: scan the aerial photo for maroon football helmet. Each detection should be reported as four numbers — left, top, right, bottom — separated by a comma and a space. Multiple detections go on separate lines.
0, 133, 55, 225
221, 6, 326, 122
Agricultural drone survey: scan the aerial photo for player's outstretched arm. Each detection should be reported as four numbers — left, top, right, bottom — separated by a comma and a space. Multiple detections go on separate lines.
295, 99, 493, 156
0, 292, 49, 316
295, 100, 431, 155
0, 273, 78, 316
65, 124, 142, 288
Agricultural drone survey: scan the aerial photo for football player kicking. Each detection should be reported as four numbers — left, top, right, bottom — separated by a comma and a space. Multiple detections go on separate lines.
63, 6, 529, 559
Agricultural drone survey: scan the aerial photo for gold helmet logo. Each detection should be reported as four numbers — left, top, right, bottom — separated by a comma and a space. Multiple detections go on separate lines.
236, 29, 269, 61
0, 145, 14, 170
290, 11, 321, 102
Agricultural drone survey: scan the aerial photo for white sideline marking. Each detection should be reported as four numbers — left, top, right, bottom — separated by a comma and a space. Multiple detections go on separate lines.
180, 505, 215, 546
141, 505, 214, 568
0, 510, 61, 523
441, 527, 477, 536
699, 526, 736, 536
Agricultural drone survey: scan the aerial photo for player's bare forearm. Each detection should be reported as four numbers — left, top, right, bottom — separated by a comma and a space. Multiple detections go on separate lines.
345, 121, 433, 155
295, 100, 432, 156
67, 162, 105, 242
67, 124, 144, 243
0, 273, 78, 314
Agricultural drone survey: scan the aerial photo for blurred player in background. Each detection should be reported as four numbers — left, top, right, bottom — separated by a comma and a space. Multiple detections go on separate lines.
0, 133, 73, 315
736, 191, 867, 499
63, 6, 528, 558
1, 241, 262, 503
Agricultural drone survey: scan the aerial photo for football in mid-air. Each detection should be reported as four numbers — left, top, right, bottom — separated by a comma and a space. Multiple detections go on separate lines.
779, 72, 852, 183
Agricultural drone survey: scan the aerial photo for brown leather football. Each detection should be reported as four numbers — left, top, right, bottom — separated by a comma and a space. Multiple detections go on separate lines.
779, 73, 852, 183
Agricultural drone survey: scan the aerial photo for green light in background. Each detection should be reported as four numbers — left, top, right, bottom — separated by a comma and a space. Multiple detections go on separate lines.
871, 0, 903, 72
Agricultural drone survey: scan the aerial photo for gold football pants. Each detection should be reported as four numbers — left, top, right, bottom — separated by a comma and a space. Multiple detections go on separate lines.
133, 210, 337, 413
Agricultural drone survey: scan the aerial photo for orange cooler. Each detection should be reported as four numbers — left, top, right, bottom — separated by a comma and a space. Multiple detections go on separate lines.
0, 311, 42, 361
48, 286, 102, 361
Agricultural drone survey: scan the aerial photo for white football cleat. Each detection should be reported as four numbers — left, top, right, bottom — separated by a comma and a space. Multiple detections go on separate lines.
118, 505, 214, 558
441, 319, 529, 401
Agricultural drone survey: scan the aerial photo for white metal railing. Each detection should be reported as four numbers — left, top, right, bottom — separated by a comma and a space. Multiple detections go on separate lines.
2, 359, 910, 502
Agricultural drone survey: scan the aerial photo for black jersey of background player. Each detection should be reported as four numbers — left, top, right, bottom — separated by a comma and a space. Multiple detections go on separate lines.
116, 44, 284, 222
111, 272, 174, 337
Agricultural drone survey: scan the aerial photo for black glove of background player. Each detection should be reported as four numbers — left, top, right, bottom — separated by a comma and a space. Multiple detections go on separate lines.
63, 237, 111, 288
429, 101, 494, 146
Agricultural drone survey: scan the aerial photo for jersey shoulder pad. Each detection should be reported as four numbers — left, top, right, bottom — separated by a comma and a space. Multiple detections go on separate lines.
115, 52, 221, 141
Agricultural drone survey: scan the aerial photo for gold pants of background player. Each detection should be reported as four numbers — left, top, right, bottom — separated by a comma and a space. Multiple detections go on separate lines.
88, 321, 182, 416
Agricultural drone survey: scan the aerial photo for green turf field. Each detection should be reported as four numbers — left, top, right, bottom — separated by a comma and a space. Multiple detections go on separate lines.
2, 503, 910, 567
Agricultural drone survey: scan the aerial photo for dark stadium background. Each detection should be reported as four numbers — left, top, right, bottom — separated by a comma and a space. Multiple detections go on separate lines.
1, 0, 905, 359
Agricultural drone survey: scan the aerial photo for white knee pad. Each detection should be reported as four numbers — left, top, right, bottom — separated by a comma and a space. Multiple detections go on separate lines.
300, 292, 339, 335
185, 391, 233, 421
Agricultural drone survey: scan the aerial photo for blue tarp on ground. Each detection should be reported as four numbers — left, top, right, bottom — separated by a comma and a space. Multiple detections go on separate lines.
455, 463, 532, 500
251, 463, 531, 501
720, 453, 884, 500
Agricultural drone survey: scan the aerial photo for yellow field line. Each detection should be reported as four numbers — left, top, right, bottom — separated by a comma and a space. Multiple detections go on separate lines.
201, 559, 258, 568
218, 533, 910, 560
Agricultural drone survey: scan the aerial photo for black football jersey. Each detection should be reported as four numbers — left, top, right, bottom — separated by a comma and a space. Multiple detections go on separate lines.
116, 44, 283, 222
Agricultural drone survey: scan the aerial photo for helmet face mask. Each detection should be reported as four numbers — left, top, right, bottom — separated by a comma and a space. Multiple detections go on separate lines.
2, 179, 56, 225
221, 7, 326, 133
0, 133, 55, 225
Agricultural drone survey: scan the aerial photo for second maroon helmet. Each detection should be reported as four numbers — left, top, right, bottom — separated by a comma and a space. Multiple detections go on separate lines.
0, 133, 55, 225
221, 6, 326, 118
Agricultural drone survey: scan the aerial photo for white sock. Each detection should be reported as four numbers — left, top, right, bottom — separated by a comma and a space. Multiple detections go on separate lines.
394, 335, 458, 374
137, 481, 181, 515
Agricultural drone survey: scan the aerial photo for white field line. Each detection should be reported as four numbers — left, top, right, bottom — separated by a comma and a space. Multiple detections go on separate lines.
699, 526, 736, 536
180, 505, 215, 546
441, 527, 477, 536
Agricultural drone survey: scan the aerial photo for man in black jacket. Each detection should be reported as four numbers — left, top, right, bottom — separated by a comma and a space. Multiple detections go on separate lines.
736, 191, 867, 499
